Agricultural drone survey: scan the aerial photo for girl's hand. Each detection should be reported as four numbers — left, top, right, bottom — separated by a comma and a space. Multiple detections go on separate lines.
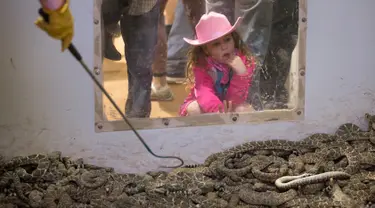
226, 55, 247, 75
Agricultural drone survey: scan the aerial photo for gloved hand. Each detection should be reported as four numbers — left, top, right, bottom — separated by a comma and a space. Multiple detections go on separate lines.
35, 0, 74, 52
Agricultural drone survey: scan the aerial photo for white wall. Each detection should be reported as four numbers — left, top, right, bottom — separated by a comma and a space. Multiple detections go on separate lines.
0, 0, 375, 173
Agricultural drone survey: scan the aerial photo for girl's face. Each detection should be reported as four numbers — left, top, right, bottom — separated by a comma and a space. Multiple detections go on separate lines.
204, 34, 235, 63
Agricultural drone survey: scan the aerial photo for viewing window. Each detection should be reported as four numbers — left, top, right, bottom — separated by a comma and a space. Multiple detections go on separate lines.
93, 0, 307, 131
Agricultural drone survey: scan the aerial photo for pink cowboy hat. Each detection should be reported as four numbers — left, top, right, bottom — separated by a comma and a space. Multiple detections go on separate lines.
183, 12, 242, 46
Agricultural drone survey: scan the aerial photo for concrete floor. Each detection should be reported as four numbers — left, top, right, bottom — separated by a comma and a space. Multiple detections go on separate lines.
102, 37, 189, 120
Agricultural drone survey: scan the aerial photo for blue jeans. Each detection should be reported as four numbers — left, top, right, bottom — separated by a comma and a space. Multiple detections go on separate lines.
120, 3, 160, 118
102, 0, 160, 117
166, 0, 196, 81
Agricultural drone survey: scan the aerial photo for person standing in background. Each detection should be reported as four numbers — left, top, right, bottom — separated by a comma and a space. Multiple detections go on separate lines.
159, 0, 206, 85
36, 0, 161, 118
101, 0, 160, 118
151, 0, 206, 99
163, 0, 197, 84
150, 0, 175, 101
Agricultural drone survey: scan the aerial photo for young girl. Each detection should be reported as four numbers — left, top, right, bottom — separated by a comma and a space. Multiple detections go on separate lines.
179, 12, 256, 116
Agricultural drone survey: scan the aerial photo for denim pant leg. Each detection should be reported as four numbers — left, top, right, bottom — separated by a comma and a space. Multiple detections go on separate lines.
120, 2, 160, 118
235, 0, 273, 64
166, 0, 194, 79
153, 0, 168, 75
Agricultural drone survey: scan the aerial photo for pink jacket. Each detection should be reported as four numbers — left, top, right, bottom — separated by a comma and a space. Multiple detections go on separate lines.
180, 53, 256, 115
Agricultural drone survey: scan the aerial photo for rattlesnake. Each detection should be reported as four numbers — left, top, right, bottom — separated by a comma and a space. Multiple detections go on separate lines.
275, 171, 351, 190
1, 113, 375, 207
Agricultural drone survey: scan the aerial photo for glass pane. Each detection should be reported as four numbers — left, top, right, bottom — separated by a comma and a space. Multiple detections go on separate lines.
99, 0, 300, 120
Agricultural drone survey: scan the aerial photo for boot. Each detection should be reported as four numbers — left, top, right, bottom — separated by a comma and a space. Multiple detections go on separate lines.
104, 31, 121, 61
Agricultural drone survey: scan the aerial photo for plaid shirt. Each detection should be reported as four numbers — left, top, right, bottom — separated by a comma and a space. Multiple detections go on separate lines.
128, 0, 158, 15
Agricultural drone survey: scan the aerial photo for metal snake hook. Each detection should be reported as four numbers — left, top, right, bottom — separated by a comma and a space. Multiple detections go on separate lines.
76, 55, 184, 169
84, 61, 184, 168
39, 7, 184, 169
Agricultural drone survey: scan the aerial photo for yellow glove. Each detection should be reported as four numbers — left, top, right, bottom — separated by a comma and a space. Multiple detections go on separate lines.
35, 0, 74, 52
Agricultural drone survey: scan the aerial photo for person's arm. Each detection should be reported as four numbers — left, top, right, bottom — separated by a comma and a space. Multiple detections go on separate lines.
39, 0, 66, 10
226, 55, 256, 106
193, 67, 225, 113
